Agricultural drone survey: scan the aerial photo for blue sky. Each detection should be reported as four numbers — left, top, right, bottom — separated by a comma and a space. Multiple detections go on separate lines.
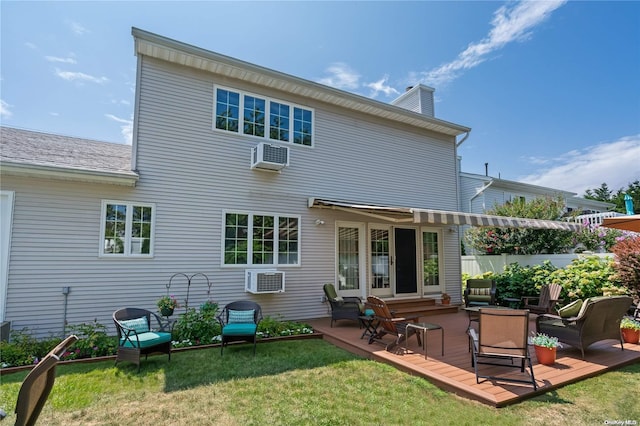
1, 1, 639, 196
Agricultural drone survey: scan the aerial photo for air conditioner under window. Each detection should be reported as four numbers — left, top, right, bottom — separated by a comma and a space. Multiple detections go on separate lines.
245, 270, 285, 294
251, 143, 289, 171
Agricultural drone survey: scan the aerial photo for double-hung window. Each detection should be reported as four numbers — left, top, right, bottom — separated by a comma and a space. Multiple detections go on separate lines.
100, 201, 155, 257
214, 86, 313, 146
224, 212, 299, 266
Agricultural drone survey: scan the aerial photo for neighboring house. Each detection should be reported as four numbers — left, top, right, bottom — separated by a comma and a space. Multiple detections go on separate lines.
460, 171, 614, 216
0, 28, 577, 338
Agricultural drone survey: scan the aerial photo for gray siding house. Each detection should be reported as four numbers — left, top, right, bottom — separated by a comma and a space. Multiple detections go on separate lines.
2, 28, 474, 338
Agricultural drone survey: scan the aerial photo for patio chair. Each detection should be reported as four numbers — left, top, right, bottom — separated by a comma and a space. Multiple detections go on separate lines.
468, 308, 537, 390
536, 296, 632, 359
217, 300, 263, 356
14, 334, 78, 426
464, 279, 496, 307
113, 308, 172, 372
323, 283, 366, 327
366, 295, 421, 352
521, 283, 562, 315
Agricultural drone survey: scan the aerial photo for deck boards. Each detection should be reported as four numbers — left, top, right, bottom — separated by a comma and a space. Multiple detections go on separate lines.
307, 310, 640, 407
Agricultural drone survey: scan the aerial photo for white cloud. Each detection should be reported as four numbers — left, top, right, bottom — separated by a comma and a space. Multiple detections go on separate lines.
46, 55, 77, 64
520, 135, 640, 195
365, 76, 400, 98
25, 42, 37, 50
69, 21, 89, 36
418, 0, 567, 87
0, 99, 13, 119
317, 63, 360, 90
55, 68, 108, 84
105, 114, 133, 145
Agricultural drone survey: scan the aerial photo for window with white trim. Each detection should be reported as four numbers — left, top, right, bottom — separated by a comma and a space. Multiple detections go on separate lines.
100, 201, 155, 257
214, 86, 313, 146
224, 212, 299, 266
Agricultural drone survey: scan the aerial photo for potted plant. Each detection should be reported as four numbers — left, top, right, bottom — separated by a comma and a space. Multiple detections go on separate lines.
620, 317, 640, 344
441, 293, 451, 305
529, 333, 561, 365
157, 295, 179, 316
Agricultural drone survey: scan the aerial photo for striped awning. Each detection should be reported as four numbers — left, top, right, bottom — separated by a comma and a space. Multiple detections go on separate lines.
308, 198, 582, 231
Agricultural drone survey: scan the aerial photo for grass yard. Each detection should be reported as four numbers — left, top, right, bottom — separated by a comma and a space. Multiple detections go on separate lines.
1, 339, 638, 425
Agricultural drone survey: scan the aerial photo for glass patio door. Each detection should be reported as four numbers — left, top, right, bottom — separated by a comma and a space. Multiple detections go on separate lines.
370, 226, 391, 297
336, 222, 365, 299
422, 228, 443, 295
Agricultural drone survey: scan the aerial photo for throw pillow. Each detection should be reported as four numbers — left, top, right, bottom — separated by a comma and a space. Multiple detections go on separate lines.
557, 299, 583, 318
121, 316, 149, 333
228, 309, 255, 324
470, 287, 490, 295
334, 296, 344, 302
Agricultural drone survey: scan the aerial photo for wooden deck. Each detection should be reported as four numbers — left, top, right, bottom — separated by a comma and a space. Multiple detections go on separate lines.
308, 309, 640, 407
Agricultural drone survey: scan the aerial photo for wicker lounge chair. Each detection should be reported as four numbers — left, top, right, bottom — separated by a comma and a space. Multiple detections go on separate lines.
464, 279, 496, 307
323, 283, 364, 327
536, 296, 632, 359
217, 300, 263, 356
468, 308, 537, 390
113, 308, 173, 371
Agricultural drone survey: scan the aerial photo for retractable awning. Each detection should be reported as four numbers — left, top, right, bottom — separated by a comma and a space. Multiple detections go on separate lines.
308, 198, 582, 231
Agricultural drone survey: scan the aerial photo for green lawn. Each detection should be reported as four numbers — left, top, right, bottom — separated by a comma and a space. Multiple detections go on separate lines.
1, 340, 638, 425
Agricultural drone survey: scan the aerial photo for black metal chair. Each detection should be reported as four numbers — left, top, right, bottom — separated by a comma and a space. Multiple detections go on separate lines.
14, 335, 78, 426
217, 301, 263, 355
113, 308, 172, 371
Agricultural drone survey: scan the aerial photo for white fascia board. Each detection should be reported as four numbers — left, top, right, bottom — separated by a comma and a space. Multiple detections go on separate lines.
1, 163, 139, 187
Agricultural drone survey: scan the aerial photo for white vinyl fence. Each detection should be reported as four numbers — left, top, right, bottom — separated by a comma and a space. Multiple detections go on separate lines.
461, 253, 613, 276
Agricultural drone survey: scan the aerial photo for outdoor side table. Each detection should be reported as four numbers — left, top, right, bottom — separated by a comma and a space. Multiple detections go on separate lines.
359, 315, 378, 340
502, 297, 521, 308
404, 322, 444, 360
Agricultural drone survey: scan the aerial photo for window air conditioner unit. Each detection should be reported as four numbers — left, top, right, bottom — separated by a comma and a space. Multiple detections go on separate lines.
251, 143, 289, 171
245, 270, 285, 294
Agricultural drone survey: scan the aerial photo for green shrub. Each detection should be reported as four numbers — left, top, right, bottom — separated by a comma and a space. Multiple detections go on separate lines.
172, 305, 221, 346
258, 315, 313, 337
549, 255, 618, 300
66, 320, 117, 358
610, 236, 640, 300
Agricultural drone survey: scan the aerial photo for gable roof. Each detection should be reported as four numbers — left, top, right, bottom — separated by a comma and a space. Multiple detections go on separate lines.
0, 127, 138, 186
132, 27, 471, 138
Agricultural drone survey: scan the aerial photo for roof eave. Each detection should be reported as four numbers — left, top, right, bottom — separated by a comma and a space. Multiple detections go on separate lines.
1, 162, 139, 187
131, 27, 471, 137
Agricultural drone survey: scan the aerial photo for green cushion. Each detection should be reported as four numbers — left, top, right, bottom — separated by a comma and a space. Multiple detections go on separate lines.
324, 283, 338, 300
120, 316, 149, 333
120, 331, 171, 349
558, 299, 583, 318
223, 323, 257, 336
228, 309, 255, 324
576, 297, 592, 318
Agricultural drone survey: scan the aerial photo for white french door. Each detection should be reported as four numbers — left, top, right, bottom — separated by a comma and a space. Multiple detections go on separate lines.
421, 227, 444, 295
335, 222, 366, 299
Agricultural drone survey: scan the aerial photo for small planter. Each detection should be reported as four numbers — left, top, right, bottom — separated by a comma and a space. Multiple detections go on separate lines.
534, 345, 557, 365
441, 300, 450, 305
160, 307, 174, 317
621, 328, 640, 344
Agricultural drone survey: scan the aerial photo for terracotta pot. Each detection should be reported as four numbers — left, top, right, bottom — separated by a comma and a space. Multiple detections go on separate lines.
621, 328, 640, 344
441, 300, 450, 305
534, 345, 557, 365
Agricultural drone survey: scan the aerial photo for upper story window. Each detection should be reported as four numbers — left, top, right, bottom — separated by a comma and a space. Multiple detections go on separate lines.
214, 86, 313, 146
100, 201, 155, 257
223, 212, 300, 266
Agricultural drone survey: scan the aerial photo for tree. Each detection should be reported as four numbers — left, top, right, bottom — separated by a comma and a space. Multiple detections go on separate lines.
584, 180, 640, 214
465, 196, 574, 255
610, 236, 640, 301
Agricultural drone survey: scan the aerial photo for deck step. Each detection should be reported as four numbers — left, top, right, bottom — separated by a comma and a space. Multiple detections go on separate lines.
382, 298, 459, 318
